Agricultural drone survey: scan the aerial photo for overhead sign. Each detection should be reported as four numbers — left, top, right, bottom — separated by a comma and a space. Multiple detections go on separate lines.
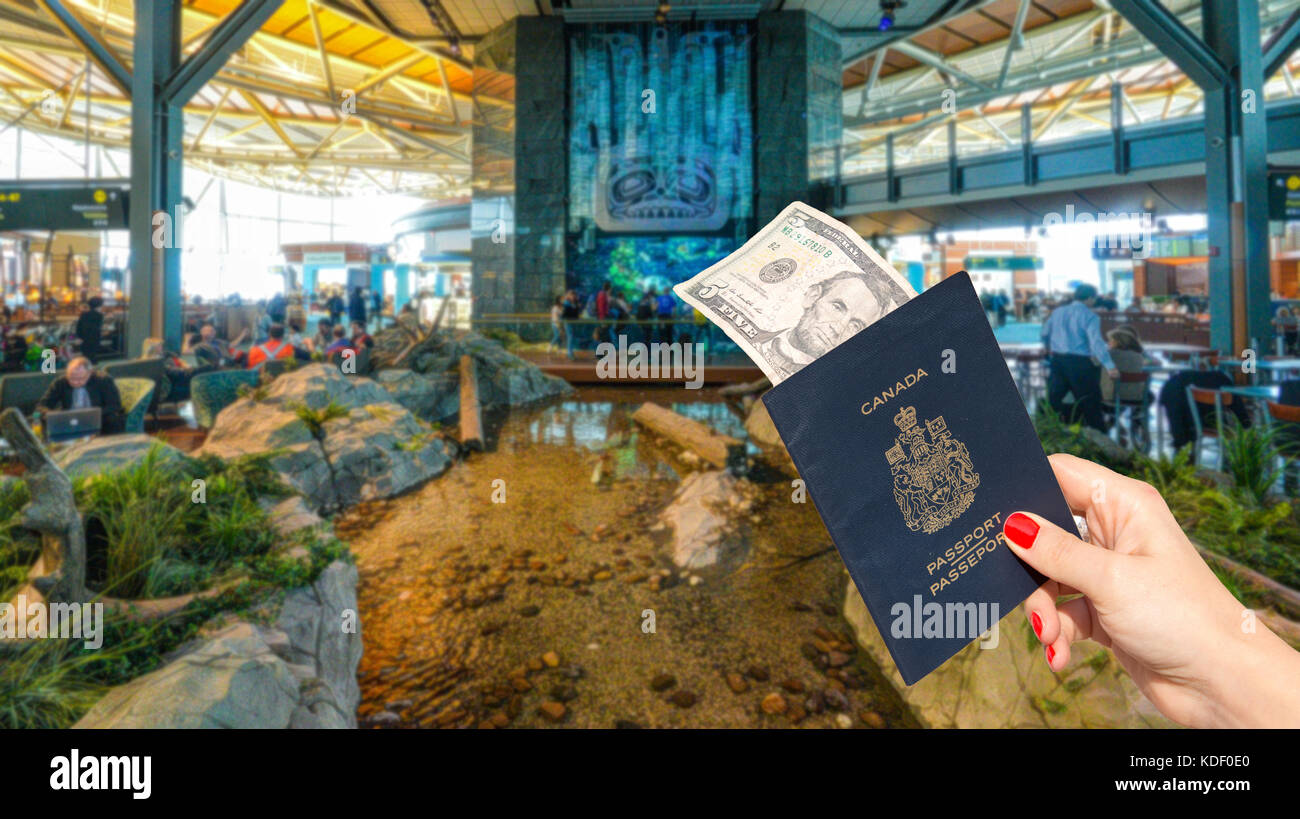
0, 181, 128, 231
1269, 168, 1300, 221
964, 255, 1043, 271
303, 252, 347, 265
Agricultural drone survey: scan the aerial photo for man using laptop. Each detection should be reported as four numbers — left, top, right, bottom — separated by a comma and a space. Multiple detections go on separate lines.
37, 356, 125, 435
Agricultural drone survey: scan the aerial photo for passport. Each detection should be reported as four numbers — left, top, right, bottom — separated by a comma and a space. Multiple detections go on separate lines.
761, 271, 1077, 685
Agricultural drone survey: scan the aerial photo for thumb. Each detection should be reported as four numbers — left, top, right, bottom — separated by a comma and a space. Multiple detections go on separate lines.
1003, 511, 1115, 600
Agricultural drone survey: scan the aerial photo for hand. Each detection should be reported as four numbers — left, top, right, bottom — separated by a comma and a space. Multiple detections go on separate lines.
1105, 367, 1119, 381
1006, 454, 1300, 728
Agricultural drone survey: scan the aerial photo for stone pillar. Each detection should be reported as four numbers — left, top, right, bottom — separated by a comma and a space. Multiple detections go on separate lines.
471, 17, 567, 324
754, 11, 843, 225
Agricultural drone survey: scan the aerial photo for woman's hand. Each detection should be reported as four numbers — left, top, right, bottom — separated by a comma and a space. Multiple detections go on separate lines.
1006, 453, 1300, 728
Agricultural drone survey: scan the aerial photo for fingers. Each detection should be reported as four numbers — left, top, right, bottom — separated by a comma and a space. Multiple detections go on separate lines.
1023, 582, 1060, 646
1025, 595, 1107, 672
1004, 510, 1116, 602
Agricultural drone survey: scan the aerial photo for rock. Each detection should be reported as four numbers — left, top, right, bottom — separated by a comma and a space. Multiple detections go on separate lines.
539, 702, 567, 722
835, 713, 853, 729
780, 678, 805, 694
658, 470, 747, 568
670, 691, 697, 708
827, 651, 852, 668
822, 687, 849, 712
549, 685, 578, 703
725, 672, 749, 694
649, 673, 677, 692
760, 693, 788, 715
259, 495, 325, 537
75, 560, 362, 729
542, 651, 560, 667
73, 623, 299, 729
54, 434, 189, 480
744, 400, 795, 472
371, 333, 572, 422
199, 365, 451, 512
745, 665, 770, 682
841, 577, 1175, 728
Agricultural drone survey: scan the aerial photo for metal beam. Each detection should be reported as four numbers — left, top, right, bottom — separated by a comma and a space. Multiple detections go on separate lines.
1264, 7, 1300, 79
33, 0, 132, 97
1109, 0, 1228, 89
997, 0, 1031, 89
890, 40, 992, 92
163, 0, 284, 106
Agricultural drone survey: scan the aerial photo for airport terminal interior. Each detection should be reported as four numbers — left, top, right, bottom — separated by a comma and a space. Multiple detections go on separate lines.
1, 0, 1299, 730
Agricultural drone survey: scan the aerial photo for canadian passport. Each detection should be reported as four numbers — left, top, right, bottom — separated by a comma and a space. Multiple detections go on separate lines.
762, 271, 1076, 685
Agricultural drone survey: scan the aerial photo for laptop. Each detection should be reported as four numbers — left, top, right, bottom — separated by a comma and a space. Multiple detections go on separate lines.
44, 407, 102, 443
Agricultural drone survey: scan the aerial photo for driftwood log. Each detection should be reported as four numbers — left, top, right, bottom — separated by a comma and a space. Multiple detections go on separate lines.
458, 354, 484, 451
0, 408, 90, 604
632, 402, 743, 469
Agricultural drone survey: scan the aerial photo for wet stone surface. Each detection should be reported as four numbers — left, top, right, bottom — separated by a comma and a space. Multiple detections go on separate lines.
338, 387, 918, 729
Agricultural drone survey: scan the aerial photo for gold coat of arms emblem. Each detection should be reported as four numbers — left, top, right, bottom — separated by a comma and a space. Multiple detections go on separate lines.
885, 406, 980, 534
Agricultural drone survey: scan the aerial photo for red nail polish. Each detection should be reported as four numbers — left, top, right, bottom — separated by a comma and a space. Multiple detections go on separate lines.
1031, 611, 1042, 638
1004, 512, 1039, 549
1046, 644, 1056, 665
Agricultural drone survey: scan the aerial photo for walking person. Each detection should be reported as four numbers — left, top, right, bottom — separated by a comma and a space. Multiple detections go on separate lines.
1041, 283, 1117, 432
549, 295, 565, 355
562, 289, 581, 361
655, 286, 676, 344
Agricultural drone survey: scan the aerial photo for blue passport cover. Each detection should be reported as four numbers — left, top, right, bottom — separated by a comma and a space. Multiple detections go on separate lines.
762, 271, 1075, 685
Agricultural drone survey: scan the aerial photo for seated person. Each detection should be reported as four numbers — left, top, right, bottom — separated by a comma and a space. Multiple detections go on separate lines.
323, 324, 354, 356
144, 339, 195, 401
246, 323, 304, 369
188, 322, 248, 368
313, 318, 334, 353
36, 356, 124, 434
287, 318, 315, 354
1100, 326, 1151, 404
350, 320, 374, 350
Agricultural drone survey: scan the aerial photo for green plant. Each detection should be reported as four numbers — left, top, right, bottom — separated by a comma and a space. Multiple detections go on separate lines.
1221, 418, 1290, 505
291, 401, 350, 438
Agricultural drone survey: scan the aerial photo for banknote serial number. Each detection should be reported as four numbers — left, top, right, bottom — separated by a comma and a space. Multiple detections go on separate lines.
779, 226, 834, 258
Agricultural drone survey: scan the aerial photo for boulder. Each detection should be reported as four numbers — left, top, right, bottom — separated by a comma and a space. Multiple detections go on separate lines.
72, 622, 300, 729
372, 368, 458, 421
53, 434, 189, 480
198, 365, 451, 511
74, 560, 362, 729
372, 332, 571, 422
657, 470, 752, 568
841, 578, 1175, 728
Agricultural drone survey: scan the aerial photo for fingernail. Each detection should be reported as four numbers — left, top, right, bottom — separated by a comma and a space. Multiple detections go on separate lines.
1004, 512, 1039, 549
1046, 644, 1056, 666
1031, 611, 1042, 638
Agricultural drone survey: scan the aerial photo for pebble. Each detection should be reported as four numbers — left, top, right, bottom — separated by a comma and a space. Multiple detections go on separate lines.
780, 678, 805, 694
827, 651, 852, 667
518, 605, 541, 617
670, 691, 698, 708
745, 665, 771, 682
860, 710, 886, 729
835, 713, 853, 729
760, 693, 788, 715
787, 703, 807, 724
510, 677, 532, 692
542, 651, 560, 667
550, 685, 579, 703
823, 688, 849, 711
725, 672, 749, 694
539, 702, 567, 722
688, 575, 702, 586
650, 673, 677, 692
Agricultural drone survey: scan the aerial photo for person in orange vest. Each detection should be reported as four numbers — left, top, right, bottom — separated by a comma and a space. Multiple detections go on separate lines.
246, 323, 299, 370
